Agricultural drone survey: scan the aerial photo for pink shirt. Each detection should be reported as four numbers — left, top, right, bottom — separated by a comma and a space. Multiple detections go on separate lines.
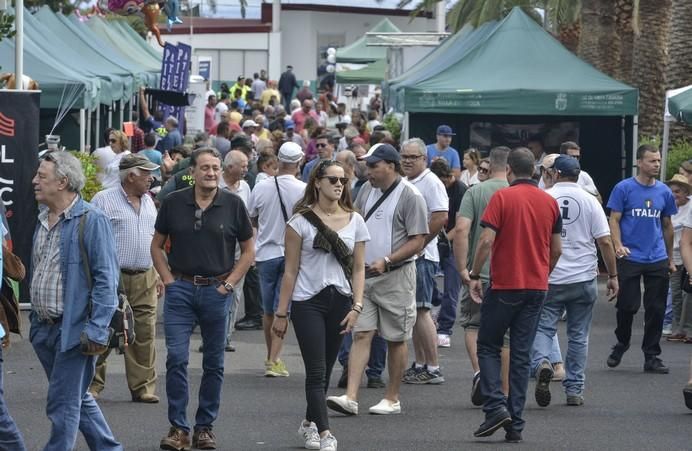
205, 105, 217, 133
291, 109, 319, 133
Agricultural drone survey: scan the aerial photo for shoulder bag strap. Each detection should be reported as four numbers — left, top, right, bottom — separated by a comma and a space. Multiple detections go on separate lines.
364, 178, 401, 222
301, 210, 353, 290
274, 176, 289, 222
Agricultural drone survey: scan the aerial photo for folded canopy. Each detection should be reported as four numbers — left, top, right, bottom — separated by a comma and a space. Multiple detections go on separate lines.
336, 59, 387, 84
336, 18, 401, 64
668, 86, 692, 125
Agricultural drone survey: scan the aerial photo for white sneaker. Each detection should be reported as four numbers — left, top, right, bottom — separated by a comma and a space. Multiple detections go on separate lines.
320, 432, 337, 451
662, 325, 673, 336
437, 334, 451, 348
297, 421, 320, 450
368, 398, 401, 415
326, 394, 358, 415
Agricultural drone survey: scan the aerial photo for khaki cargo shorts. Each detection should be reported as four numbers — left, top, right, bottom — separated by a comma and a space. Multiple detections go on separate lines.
354, 262, 417, 342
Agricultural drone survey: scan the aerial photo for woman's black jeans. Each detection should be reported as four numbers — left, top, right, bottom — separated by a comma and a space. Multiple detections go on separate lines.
291, 285, 351, 433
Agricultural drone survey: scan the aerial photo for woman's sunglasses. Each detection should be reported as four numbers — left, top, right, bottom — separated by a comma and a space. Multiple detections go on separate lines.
479, 167, 489, 174
320, 176, 349, 186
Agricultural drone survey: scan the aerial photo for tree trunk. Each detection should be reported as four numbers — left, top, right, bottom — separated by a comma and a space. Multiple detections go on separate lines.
578, 0, 620, 78
666, 0, 692, 141
631, 0, 673, 137
558, 20, 581, 54
615, 0, 635, 85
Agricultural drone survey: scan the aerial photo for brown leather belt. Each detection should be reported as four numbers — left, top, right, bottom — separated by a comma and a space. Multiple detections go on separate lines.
121, 268, 150, 275
173, 271, 231, 286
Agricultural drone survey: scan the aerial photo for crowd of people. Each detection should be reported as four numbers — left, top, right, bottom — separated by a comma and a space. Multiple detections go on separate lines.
0, 67, 690, 451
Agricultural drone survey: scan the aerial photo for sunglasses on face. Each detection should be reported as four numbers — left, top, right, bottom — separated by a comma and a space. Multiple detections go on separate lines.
479, 167, 489, 174
315, 143, 329, 148
193, 208, 203, 232
320, 176, 349, 186
109, 139, 117, 144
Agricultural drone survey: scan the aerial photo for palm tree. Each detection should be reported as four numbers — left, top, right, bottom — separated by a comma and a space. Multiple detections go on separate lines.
577, 0, 620, 76
665, 0, 692, 139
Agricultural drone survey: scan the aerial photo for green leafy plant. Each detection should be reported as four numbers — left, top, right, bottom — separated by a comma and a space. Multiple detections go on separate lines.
70, 151, 102, 201
382, 113, 402, 143
665, 138, 692, 180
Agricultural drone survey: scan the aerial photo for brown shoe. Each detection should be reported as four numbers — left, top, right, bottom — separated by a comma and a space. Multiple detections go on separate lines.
192, 427, 217, 450
132, 393, 160, 404
160, 427, 190, 451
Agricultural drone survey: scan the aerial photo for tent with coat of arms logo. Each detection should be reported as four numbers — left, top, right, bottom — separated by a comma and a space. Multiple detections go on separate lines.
389, 7, 639, 201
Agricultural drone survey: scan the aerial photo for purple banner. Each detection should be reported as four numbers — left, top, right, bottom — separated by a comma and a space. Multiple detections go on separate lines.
159, 42, 179, 120
170, 43, 192, 126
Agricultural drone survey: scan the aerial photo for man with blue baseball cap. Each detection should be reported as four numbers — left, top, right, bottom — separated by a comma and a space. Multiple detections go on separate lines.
426, 125, 461, 179
328, 143, 429, 416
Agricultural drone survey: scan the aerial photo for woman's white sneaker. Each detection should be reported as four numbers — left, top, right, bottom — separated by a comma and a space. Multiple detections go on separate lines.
368, 398, 401, 415
297, 421, 320, 450
320, 433, 338, 451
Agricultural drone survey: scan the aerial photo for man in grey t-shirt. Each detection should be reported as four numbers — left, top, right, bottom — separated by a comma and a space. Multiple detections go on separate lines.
327, 144, 428, 416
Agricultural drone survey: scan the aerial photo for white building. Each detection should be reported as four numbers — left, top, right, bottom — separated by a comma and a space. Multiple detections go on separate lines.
160, 2, 439, 83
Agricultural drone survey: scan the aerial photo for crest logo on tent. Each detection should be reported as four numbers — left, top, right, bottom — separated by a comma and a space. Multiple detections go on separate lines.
555, 93, 568, 111
0, 113, 14, 137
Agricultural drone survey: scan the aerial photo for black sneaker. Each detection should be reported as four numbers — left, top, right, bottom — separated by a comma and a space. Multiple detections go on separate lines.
473, 409, 512, 438
606, 342, 629, 368
684, 385, 692, 410
643, 357, 669, 374
566, 394, 584, 406
367, 376, 386, 389
471, 372, 484, 406
505, 430, 522, 443
235, 317, 263, 330
406, 367, 445, 385
534, 360, 553, 407
337, 368, 348, 389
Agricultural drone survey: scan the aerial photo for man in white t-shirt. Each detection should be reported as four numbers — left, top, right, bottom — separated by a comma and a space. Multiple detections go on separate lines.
400, 138, 449, 385
539, 142, 601, 203
247, 142, 306, 377
327, 144, 429, 416
530, 156, 619, 408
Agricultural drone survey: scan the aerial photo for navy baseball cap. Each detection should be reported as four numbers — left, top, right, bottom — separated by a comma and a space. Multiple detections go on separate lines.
436, 125, 455, 136
554, 155, 580, 176
363, 143, 400, 164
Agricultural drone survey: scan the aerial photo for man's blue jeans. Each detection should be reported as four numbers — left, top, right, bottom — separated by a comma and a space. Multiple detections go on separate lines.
337, 332, 387, 379
531, 279, 598, 396
30, 320, 122, 451
164, 280, 232, 432
477, 288, 546, 433
0, 347, 25, 450
434, 251, 462, 336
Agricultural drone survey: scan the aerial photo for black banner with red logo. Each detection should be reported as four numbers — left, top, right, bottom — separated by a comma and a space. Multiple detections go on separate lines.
0, 92, 40, 301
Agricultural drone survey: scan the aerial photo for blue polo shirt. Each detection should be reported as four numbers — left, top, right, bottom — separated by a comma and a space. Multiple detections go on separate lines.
607, 177, 677, 263
426, 144, 461, 170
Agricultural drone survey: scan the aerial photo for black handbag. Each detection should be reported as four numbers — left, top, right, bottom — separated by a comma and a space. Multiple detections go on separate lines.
681, 266, 692, 294
79, 213, 136, 354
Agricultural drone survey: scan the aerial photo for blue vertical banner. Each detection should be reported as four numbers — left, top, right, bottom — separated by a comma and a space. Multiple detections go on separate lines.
159, 42, 179, 120
171, 43, 192, 127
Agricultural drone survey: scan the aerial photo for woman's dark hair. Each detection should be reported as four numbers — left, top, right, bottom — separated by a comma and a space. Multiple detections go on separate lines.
430, 158, 453, 179
294, 160, 353, 214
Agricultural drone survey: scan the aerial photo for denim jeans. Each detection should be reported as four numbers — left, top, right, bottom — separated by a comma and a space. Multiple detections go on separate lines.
434, 251, 462, 336
0, 347, 25, 451
291, 286, 351, 433
225, 275, 246, 345
257, 257, 285, 314
164, 280, 232, 432
477, 288, 546, 433
415, 258, 438, 309
337, 332, 387, 379
30, 320, 122, 451
531, 279, 598, 396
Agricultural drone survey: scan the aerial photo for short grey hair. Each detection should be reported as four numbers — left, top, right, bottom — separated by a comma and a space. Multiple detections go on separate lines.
401, 138, 426, 156
223, 150, 248, 169
45, 151, 85, 193
166, 116, 179, 127
336, 150, 357, 170
119, 167, 142, 183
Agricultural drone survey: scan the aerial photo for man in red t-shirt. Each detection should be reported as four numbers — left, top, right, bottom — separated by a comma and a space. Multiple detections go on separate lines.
291, 99, 320, 133
468, 147, 562, 443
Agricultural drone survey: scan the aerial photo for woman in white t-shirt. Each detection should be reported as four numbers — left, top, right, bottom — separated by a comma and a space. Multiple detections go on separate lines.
459, 148, 480, 186
272, 160, 369, 451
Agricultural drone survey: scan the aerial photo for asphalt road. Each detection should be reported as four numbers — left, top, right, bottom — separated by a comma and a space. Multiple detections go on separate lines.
4, 278, 691, 450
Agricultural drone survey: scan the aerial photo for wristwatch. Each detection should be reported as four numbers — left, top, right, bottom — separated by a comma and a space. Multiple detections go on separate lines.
223, 281, 235, 292
469, 270, 481, 281
383, 256, 392, 272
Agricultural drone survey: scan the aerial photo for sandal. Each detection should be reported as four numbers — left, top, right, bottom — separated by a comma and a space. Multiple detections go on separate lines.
666, 333, 687, 342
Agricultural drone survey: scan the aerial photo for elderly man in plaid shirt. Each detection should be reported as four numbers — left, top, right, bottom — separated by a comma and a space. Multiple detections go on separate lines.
89, 154, 164, 403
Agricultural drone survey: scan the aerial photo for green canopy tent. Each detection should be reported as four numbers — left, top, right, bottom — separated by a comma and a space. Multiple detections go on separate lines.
394, 7, 639, 200
336, 18, 401, 64
110, 19, 163, 63
336, 59, 387, 85
83, 16, 161, 72
661, 85, 692, 176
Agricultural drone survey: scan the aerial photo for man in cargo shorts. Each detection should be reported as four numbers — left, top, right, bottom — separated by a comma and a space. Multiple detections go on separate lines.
327, 144, 428, 415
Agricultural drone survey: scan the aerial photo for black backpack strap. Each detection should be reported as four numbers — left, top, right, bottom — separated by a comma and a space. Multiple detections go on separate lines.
364, 178, 401, 222
274, 176, 289, 222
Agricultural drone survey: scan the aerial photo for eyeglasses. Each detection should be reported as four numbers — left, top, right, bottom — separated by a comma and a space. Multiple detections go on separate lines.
478, 167, 489, 174
109, 139, 117, 144
321, 176, 349, 186
400, 154, 424, 161
193, 208, 203, 232
315, 143, 329, 148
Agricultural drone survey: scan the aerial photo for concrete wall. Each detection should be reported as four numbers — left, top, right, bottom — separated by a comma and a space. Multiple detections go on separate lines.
281, 11, 437, 81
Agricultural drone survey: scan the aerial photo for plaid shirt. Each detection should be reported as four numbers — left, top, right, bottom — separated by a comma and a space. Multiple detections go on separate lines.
30, 196, 79, 320
131, 127, 145, 153
90, 186, 157, 270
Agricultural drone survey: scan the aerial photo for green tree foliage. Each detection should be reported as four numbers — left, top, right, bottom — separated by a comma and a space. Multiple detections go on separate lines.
70, 151, 103, 201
